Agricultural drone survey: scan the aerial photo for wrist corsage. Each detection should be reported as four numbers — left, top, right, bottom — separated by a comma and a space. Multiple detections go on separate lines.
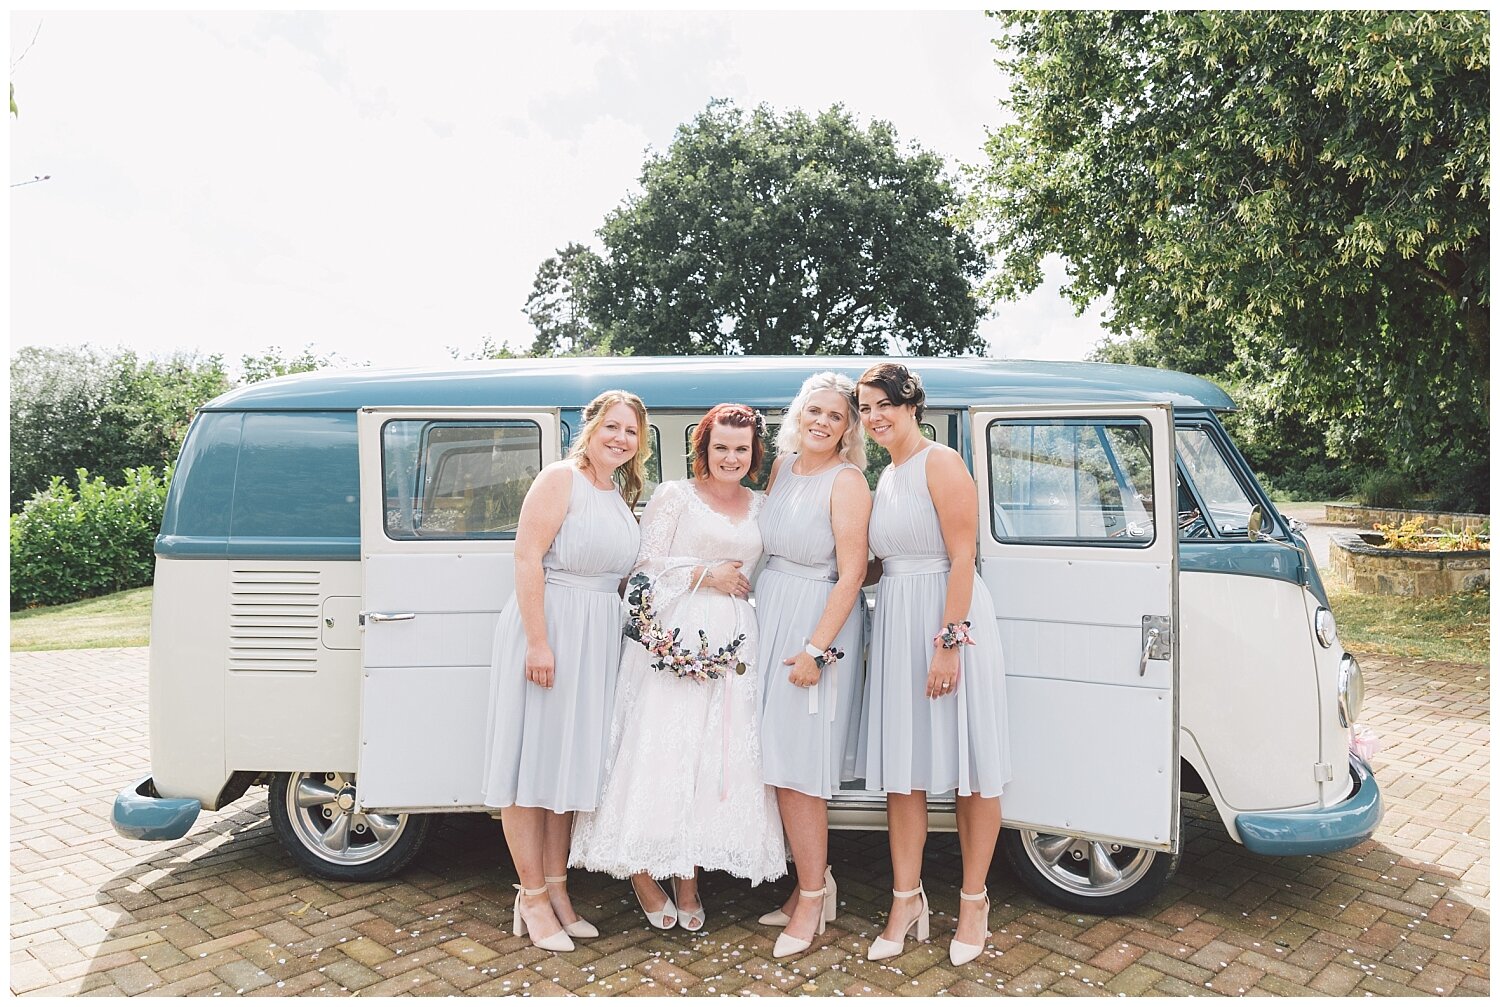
803, 642, 845, 670
933, 621, 975, 649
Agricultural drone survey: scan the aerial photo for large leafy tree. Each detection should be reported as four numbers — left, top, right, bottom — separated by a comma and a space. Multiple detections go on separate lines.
968, 11, 1488, 506
523, 243, 611, 356
587, 99, 987, 356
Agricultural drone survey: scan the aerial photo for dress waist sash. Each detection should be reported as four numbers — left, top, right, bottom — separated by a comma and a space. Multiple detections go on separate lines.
881, 556, 952, 577
765, 556, 838, 582
544, 570, 622, 593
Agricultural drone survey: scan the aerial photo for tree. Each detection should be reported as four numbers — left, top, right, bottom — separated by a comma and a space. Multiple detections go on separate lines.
586, 99, 988, 356
9, 346, 229, 510
969, 11, 1489, 506
238, 344, 350, 384
523, 243, 610, 356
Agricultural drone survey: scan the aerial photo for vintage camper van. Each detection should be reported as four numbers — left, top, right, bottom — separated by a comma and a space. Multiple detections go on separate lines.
113, 356, 1380, 914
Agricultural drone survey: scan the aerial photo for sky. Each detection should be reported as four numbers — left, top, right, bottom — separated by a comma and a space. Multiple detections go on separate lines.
9, 10, 1110, 373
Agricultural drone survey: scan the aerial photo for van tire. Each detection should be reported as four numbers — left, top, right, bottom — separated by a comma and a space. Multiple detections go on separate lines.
1000, 826, 1179, 916
268, 771, 431, 881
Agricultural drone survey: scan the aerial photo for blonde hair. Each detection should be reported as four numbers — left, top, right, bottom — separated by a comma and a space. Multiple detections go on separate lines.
569, 389, 651, 508
776, 371, 866, 470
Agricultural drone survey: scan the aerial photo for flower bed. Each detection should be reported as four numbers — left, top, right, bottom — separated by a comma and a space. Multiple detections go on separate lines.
1328, 530, 1489, 597
1325, 504, 1488, 533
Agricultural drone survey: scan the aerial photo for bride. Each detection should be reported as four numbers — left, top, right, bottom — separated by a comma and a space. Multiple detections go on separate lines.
571, 403, 786, 930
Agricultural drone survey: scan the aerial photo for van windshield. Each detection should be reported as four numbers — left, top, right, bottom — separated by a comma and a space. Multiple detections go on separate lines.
1175, 428, 1257, 536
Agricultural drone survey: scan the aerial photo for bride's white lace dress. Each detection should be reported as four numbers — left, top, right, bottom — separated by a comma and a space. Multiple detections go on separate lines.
570, 479, 787, 885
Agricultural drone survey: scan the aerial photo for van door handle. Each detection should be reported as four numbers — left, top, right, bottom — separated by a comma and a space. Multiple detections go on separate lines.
366, 612, 416, 623
1139, 614, 1172, 675
1139, 628, 1159, 676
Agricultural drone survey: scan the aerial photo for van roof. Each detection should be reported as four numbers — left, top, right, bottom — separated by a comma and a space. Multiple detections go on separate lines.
205, 356, 1235, 412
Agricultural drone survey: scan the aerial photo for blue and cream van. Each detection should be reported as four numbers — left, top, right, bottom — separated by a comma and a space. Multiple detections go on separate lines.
113, 356, 1380, 914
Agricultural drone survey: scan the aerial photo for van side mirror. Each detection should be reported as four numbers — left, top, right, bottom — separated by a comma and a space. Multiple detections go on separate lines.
1247, 504, 1267, 542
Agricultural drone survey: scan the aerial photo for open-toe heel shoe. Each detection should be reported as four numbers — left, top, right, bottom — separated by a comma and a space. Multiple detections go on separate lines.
866, 882, 929, 961
544, 874, 599, 939
512, 884, 575, 953
671, 876, 706, 932
772, 882, 833, 958
948, 887, 992, 967
759, 866, 835, 927
631, 877, 677, 930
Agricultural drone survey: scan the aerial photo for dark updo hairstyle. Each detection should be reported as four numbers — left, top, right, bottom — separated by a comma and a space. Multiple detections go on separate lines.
692, 403, 767, 481
857, 362, 926, 423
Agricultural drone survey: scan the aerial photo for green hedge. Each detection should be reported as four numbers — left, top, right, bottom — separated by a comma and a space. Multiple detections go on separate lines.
10, 467, 170, 611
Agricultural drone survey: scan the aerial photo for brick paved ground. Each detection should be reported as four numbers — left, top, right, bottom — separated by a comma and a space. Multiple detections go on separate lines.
10, 648, 1488, 997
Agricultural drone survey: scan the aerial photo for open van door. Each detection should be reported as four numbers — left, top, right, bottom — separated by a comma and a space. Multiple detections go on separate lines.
971, 403, 1179, 912
355, 406, 561, 812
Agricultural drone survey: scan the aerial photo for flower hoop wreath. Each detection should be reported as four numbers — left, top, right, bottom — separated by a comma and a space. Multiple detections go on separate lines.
624, 570, 747, 682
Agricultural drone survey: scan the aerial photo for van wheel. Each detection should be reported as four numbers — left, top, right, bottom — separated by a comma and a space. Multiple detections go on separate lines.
268, 771, 430, 881
1000, 827, 1178, 916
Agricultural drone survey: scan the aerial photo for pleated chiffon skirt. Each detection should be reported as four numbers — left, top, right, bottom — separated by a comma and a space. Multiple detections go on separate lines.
855, 568, 1012, 799
481, 582, 625, 812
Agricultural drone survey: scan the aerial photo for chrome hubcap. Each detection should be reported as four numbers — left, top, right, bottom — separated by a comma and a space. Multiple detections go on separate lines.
1020, 830, 1155, 897
286, 771, 407, 866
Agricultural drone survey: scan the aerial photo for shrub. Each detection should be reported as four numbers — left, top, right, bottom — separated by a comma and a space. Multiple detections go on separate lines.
1358, 470, 1414, 509
10, 466, 170, 610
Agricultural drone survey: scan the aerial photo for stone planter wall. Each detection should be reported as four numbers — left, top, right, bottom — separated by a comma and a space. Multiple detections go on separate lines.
1327, 530, 1490, 597
1324, 504, 1488, 532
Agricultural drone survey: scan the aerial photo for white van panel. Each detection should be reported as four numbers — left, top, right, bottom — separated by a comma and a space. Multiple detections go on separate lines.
1178, 570, 1318, 812
1003, 678, 1174, 845
223, 561, 361, 775
150, 559, 229, 805
358, 666, 493, 809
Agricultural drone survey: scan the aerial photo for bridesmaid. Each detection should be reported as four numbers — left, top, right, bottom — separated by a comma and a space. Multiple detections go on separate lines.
755, 372, 872, 958
854, 363, 1011, 968
481, 390, 650, 953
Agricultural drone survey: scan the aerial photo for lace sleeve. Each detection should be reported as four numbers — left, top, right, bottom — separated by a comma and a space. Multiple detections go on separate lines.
632, 481, 700, 614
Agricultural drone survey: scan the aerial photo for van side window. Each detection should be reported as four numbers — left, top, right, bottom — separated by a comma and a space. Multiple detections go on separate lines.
231, 412, 360, 538
381, 420, 541, 540
1175, 427, 1258, 536
987, 418, 1155, 545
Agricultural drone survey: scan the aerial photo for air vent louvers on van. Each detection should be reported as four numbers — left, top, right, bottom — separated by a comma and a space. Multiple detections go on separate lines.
229, 569, 321, 672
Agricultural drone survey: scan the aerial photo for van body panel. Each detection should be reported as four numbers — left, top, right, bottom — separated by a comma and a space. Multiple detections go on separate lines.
149, 559, 230, 805
972, 402, 1180, 853
354, 407, 562, 812
1178, 570, 1319, 811
204, 357, 1237, 414
223, 560, 361, 774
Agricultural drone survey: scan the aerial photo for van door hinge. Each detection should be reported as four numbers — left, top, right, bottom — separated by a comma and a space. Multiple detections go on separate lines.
1313, 762, 1335, 782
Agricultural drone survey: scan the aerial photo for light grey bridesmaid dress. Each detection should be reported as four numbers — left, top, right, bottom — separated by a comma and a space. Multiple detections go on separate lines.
756, 456, 868, 799
481, 464, 640, 812
854, 443, 1012, 797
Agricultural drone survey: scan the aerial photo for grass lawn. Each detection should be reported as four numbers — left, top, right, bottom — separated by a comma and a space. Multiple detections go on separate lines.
1328, 587, 1490, 666
10, 587, 153, 651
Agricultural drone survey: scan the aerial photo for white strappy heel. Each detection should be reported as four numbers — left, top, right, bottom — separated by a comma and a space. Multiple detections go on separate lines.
512, 884, 574, 953
759, 867, 836, 927
544, 874, 599, 939
631, 875, 677, 930
671, 876, 706, 932
948, 887, 992, 966
772, 879, 837, 958
866, 882, 929, 961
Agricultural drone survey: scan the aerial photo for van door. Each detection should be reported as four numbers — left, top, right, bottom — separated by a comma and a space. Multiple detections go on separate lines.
355, 406, 561, 812
971, 403, 1179, 852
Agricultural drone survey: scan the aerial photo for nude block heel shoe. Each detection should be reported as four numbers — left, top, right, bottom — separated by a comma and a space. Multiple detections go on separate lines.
512, 884, 575, 953
866, 882, 929, 961
544, 874, 599, 939
771, 881, 835, 958
759, 866, 835, 927
948, 887, 992, 967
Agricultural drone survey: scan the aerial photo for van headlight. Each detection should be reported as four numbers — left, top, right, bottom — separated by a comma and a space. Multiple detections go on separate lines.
1315, 606, 1338, 648
1339, 653, 1364, 728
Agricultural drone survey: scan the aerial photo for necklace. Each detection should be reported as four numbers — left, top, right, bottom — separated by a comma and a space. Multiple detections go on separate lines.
579, 460, 614, 491
791, 452, 841, 477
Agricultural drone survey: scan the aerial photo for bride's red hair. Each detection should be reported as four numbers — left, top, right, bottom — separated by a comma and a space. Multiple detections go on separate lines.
692, 403, 766, 481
